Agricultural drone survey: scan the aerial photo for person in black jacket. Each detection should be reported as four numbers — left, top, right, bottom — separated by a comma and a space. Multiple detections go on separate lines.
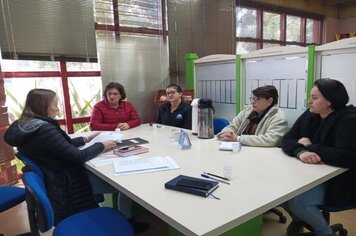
4, 89, 117, 224
281, 79, 356, 236
156, 84, 192, 129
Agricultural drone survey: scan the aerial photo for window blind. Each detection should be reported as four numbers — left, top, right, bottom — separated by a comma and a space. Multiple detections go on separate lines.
0, 0, 97, 62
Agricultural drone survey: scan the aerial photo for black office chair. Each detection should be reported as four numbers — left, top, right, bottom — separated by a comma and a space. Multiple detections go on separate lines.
265, 207, 287, 223
294, 204, 356, 236
320, 205, 351, 236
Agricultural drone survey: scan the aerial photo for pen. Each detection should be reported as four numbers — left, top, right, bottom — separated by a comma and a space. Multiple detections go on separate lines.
204, 172, 230, 181
201, 173, 230, 185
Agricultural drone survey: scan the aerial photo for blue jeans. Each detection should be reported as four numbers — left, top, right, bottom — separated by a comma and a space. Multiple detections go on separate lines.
282, 183, 332, 236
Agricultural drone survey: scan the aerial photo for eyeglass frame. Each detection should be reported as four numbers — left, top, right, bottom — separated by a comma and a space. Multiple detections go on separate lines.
249, 96, 259, 102
107, 92, 121, 96
166, 90, 178, 96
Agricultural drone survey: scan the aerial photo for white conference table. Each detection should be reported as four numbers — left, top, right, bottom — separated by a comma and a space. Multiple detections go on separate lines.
84, 124, 346, 236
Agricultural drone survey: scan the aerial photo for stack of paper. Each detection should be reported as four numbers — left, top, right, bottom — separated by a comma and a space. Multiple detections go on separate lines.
113, 155, 179, 175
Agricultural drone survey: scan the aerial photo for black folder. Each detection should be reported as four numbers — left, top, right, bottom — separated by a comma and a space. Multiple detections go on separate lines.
165, 175, 219, 197
116, 137, 149, 150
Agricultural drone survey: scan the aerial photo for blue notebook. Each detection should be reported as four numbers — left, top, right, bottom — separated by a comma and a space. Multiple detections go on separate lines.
165, 175, 219, 197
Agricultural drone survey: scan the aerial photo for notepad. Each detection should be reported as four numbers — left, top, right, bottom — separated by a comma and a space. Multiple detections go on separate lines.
165, 175, 219, 197
113, 155, 179, 175
219, 141, 241, 151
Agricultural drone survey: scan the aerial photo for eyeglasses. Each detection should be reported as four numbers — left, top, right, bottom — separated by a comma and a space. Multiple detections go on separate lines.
107, 92, 120, 96
166, 90, 177, 96
249, 96, 262, 102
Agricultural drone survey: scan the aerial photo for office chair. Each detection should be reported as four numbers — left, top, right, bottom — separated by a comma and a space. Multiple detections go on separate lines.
264, 207, 287, 223
17, 152, 105, 203
0, 186, 26, 212
293, 204, 356, 236
213, 117, 230, 135
0, 186, 26, 235
22, 171, 134, 236
16, 152, 45, 180
320, 205, 351, 236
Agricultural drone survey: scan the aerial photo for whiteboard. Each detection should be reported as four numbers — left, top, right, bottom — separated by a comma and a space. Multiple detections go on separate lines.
195, 60, 237, 121
244, 55, 308, 127
320, 52, 356, 105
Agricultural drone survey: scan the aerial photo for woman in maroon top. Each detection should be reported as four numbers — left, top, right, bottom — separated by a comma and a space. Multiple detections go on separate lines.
90, 82, 141, 131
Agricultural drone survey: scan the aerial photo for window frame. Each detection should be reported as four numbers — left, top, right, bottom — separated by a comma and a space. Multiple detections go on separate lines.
94, 0, 167, 37
2, 61, 100, 134
236, 2, 322, 53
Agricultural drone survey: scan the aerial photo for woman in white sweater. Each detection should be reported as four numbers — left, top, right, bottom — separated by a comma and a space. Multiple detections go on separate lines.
218, 85, 288, 147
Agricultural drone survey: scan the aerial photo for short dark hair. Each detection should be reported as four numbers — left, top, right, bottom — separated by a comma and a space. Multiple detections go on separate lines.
21, 89, 57, 119
252, 85, 278, 106
166, 83, 183, 93
103, 82, 126, 100
314, 79, 349, 110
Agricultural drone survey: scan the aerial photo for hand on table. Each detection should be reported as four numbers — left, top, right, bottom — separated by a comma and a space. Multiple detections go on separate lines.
219, 131, 238, 142
298, 151, 323, 164
117, 123, 129, 130
102, 140, 117, 151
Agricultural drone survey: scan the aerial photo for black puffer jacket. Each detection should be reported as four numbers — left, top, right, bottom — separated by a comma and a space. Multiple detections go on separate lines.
282, 105, 356, 207
5, 117, 105, 224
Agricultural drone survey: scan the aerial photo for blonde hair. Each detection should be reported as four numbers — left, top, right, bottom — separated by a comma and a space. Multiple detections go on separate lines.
21, 89, 56, 119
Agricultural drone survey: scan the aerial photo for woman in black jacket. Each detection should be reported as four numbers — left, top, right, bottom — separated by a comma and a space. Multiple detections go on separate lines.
281, 79, 356, 236
4, 89, 117, 224
156, 84, 192, 129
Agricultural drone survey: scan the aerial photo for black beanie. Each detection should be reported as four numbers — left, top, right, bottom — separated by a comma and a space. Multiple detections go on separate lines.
314, 79, 349, 110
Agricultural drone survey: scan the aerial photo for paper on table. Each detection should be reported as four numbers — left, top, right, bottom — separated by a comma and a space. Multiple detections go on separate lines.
113, 155, 179, 175
87, 131, 123, 146
89, 149, 130, 167
89, 154, 118, 167
219, 141, 240, 151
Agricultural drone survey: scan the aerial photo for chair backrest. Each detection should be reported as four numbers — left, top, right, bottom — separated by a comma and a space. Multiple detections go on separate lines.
213, 118, 230, 135
0, 186, 26, 212
23, 171, 54, 233
320, 204, 356, 213
16, 152, 45, 180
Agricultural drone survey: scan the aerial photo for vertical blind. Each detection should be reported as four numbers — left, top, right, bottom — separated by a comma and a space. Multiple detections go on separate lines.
0, 0, 97, 62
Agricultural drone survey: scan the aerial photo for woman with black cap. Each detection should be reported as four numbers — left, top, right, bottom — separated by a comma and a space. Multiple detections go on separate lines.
281, 79, 356, 236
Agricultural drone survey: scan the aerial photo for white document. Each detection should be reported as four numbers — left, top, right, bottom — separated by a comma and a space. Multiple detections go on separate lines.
113, 155, 179, 175
219, 141, 240, 151
87, 131, 123, 146
89, 154, 118, 167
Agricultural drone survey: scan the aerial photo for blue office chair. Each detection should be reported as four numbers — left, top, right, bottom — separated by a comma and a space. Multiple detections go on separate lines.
16, 152, 45, 180
0, 186, 26, 212
213, 117, 230, 135
22, 171, 133, 236
16, 152, 105, 204
0, 186, 26, 235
